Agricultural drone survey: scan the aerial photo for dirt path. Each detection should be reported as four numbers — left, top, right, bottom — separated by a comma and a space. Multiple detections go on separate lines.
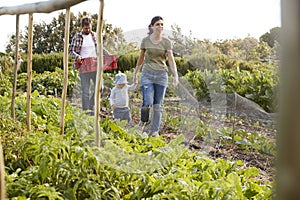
90, 90, 277, 184
127, 96, 277, 184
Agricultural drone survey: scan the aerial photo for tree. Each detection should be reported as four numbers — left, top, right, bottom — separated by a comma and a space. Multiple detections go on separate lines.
213, 37, 259, 61
5, 11, 125, 54
169, 24, 196, 56
5, 31, 27, 55
256, 41, 271, 61
230, 37, 258, 61
259, 27, 281, 48
213, 39, 234, 57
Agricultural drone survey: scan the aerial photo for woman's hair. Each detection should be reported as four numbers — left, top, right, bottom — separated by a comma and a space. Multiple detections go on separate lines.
81, 16, 91, 27
148, 16, 163, 35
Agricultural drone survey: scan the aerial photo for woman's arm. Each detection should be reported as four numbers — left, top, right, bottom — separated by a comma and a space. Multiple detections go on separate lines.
133, 49, 145, 84
167, 49, 179, 87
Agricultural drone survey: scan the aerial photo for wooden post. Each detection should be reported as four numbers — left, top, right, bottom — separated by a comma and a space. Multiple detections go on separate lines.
277, 0, 300, 199
26, 13, 33, 131
94, 0, 105, 147
0, 0, 89, 131
0, 140, 6, 200
11, 14, 20, 119
60, 8, 71, 135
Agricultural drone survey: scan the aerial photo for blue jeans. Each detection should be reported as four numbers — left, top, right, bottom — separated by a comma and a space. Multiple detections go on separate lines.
79, 71, 96, 111
141, 70, 168, 132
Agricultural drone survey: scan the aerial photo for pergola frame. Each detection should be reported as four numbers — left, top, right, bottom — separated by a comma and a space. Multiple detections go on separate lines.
0, 1, 105, 197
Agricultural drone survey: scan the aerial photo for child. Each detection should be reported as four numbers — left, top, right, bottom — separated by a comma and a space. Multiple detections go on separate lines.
110, 73, 136, 122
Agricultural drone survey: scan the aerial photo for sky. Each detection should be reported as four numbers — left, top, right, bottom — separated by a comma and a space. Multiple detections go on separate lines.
0, 0, 281, 53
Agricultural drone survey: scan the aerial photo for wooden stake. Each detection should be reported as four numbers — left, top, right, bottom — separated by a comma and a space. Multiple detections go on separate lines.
60, 8, 71, 135
26, 13, 33, 131
11, 14, 20, 119
94, 0, 105, 147
0, 140, 6, 200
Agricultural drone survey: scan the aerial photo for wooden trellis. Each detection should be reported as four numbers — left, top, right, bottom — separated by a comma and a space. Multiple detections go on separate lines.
0, 0, 105, 197
0, 0, 104, 137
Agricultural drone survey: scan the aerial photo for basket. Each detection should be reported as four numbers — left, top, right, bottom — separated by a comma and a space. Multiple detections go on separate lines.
76, 55, 118, 73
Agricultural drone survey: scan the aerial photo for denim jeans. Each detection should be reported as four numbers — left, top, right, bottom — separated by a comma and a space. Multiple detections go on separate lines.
140, 69, 168, 132
79, 71, 96, 111
113, 107, 131, 122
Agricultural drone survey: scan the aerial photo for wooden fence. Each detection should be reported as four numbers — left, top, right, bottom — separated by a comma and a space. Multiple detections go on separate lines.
0, 1, 105, 198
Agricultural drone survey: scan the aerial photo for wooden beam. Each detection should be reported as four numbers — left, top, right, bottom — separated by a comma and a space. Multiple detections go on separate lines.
0, 0, 87, 15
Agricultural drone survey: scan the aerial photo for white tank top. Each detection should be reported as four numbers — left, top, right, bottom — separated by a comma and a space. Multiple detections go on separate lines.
80, 34, 97, 58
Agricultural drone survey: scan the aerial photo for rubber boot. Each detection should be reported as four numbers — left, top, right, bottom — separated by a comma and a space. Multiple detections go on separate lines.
141, 106, 150, 123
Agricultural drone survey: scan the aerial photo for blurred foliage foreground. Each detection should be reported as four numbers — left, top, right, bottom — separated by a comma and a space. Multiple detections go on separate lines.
0, 91, 274, 199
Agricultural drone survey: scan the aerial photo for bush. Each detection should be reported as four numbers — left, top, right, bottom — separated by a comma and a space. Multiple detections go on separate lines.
116, 52, 139, 72
17, 67, 78, 97
20, 53, 67, 73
